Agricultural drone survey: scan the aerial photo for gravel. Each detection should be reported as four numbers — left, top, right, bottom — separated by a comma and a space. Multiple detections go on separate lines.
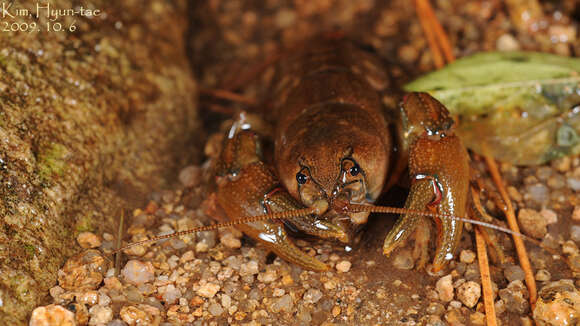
456, 281, 481, 308
29, 305, 75, 326
518, 208, 549, 238
121, 260, 155, 286
436, 274, 454, 302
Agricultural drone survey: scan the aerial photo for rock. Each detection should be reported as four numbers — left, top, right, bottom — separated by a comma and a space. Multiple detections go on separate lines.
0, 0, 198, 321
393, 249, 414, 270
208, 303, 224, 316
121, 260, 155, 285
30, 305, 75, 326
456, 281, 481, 308
273, 288, 285, 297
499, 280, 530, 314
88, 305, 113, 325
504, 264, 526, 282
269, 294, 294, 313
239, 261, 259, 276
160, 284, 182, 305
77, 232, 102, 249
197, 282, 220, 298
58, 249, 109, 291
459, 250, 476, 264
220, 231, 242, 249
426, 302, 445, 315
77, 291, 99, 305
534, 280, 580, 326
518, 209, 548, 238
436, 274, 454, 302
257, 268, 278, 283
119, 304, 160, 325
303, 288, 323, 304
196, 230, 217, 252
178, 165, 201, 188
336, 260, 352, 273
525, 184, 549, 206
535, 269, 551, 282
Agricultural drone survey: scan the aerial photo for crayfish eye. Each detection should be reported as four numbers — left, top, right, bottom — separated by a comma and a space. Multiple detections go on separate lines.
349, 164, 360, 176
296, 172, 308, 185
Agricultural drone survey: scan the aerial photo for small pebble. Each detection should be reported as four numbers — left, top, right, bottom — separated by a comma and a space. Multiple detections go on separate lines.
220, 231, 242, 249
324, 279, 337, 290
77, 232, 102, 249
459, 250, 476, 264
426, 302, 445, 315
570, 225, 580, 243
77, 290, 99, 305
88, 305, 113, 325
121, 260, 155, 285
221, 294, 232, 309
496, 34, 520, 51
58, 250, 108, 291
120, 305, 159, 325
269, 294, 294, 313
525, 184, 549, 205
436, 274, 454, 302
568, 178, 580, 192
273, 288, 285, 297
335, 260, 352, 273
456, 281, 481, 308
239, 261, 259, 276
331, 305, 341, 317
534, 279, 580, 326
303, 288, 323, 304
257, 269, 278, 283
499, 280, 530, 314
208, 303, 224, 316
504, 264, 526, 282
535, 269, 551, 282
197, 282, 220, 298
518, 208, 548, 238
161, 284, 181, 305
30, 305, 75, 326
448, 300, 462, 309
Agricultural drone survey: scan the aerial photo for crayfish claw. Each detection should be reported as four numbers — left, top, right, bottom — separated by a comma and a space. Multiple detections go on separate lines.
240, 220, 329, 271
382, 181, 432, 258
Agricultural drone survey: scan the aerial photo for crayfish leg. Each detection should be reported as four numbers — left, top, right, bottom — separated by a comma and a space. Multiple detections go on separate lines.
237, 221, 329, 271
382, 180, 433, 259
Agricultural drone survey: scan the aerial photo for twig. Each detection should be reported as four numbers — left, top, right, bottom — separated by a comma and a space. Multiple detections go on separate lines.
114, 209, 125, 277
475, 227, 498, 326
483, 153, 537, 309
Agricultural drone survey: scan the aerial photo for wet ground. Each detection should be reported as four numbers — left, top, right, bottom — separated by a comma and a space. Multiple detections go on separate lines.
29, 0, 580, 325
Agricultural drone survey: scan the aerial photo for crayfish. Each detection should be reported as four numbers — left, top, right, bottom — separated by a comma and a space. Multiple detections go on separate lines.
199, 37, 471, 272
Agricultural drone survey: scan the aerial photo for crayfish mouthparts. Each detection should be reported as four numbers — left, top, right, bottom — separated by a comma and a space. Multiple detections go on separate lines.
311, 199, 330, 215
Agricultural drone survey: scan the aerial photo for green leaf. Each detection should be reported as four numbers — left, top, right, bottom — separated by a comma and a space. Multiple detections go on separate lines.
405, 51, 580, 165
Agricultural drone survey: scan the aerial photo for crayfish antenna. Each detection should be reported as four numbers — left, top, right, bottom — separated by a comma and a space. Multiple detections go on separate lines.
111, 207, 317, 255
345, 203, 578, 269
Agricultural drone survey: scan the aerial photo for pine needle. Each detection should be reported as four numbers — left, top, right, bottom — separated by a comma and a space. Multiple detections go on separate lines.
483, 153, 537, 309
